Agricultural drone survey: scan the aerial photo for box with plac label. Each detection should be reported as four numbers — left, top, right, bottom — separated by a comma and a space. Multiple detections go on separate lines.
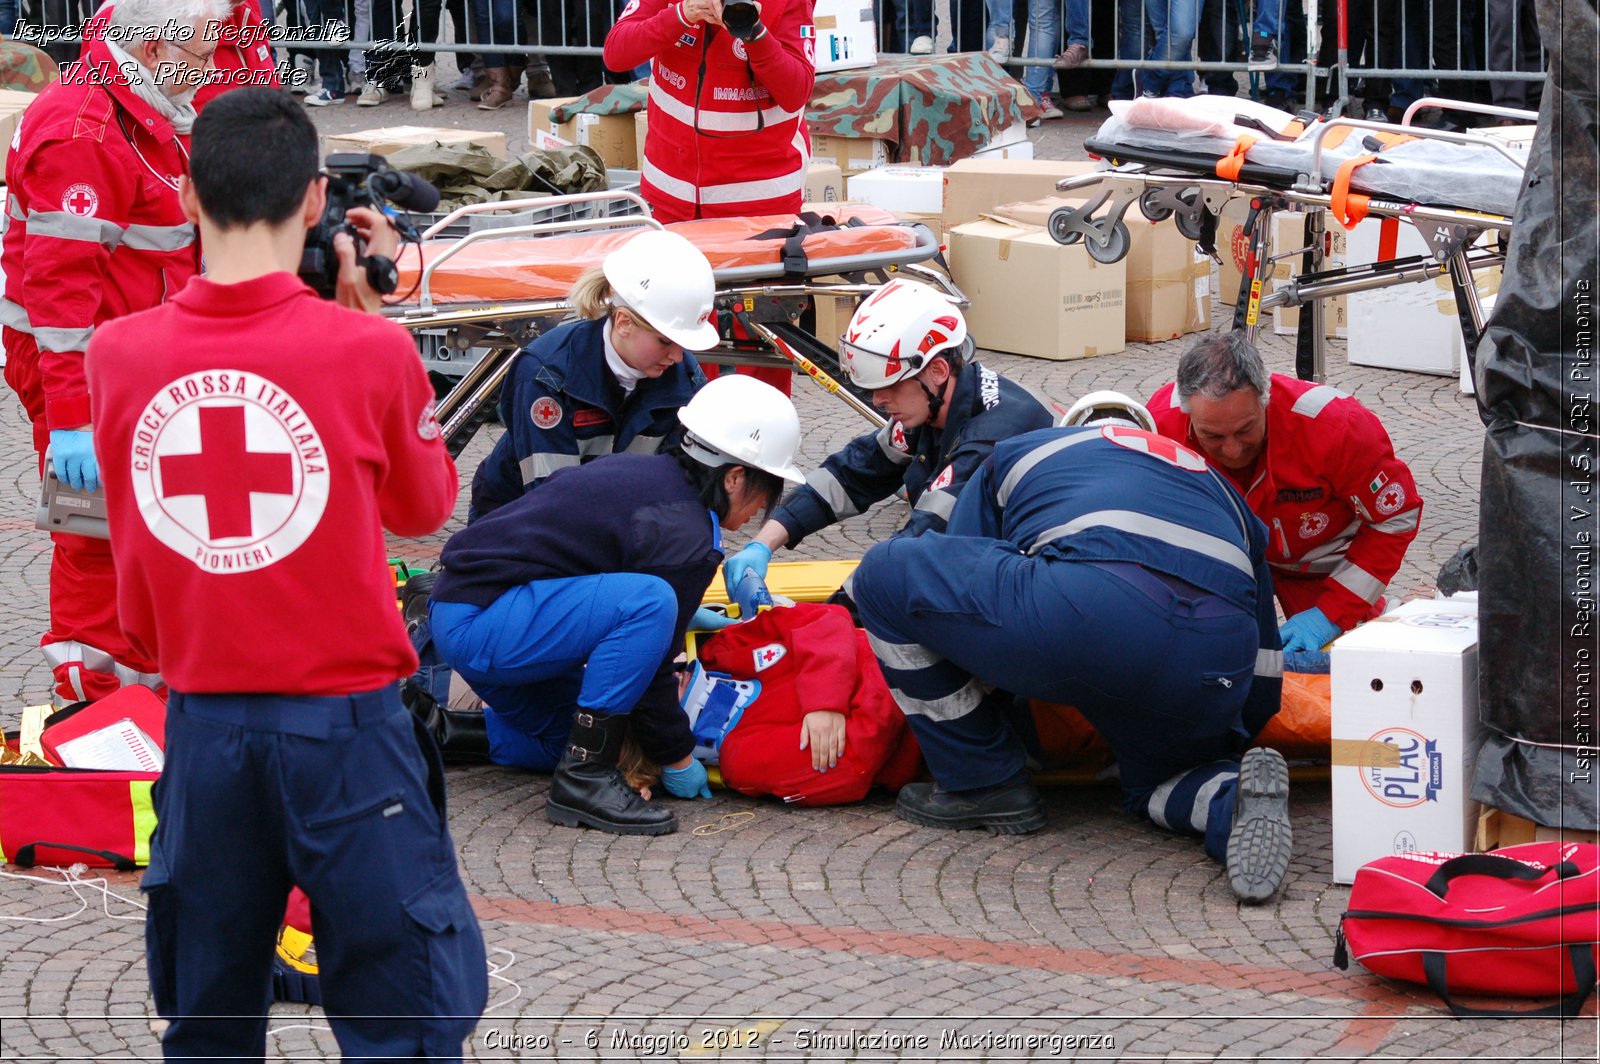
1329, 596, 1483, 884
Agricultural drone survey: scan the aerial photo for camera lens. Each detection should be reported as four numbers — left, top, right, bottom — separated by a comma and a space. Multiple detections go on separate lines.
722, 1, 761, 39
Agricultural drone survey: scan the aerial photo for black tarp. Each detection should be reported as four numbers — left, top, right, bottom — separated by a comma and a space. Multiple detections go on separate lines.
1471, 0, 1600, 829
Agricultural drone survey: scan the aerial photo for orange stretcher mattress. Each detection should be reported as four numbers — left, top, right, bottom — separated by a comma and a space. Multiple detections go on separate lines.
399, 207, 926, 305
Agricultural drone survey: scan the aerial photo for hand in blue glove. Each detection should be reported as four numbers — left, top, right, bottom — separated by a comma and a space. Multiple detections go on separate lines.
722, 541, 772, 601
50, 429, 100, 494
1278, 606, 1342, 654
1282, 647, 1331, 674
662, 757, 713, 800
690, 605, 737, 631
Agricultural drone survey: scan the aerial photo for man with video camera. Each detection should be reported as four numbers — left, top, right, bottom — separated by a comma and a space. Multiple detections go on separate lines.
86, 87, 486, 1061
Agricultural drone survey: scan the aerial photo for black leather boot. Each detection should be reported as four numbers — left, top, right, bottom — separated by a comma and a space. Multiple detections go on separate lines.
546, 710, 677, 836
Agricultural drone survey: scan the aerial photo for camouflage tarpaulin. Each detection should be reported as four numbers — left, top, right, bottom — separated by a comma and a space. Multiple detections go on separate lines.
0, 40, 59, 92
551, 83, 650, 124
807, 52, 1041, 166
382, 143, 607, 211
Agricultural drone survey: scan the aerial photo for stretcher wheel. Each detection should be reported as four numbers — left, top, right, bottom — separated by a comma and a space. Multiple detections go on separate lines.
1047, 208, 1082, 246
1139, 190, 1174, 222
1174, 195, 1207, 242
1085, 221, 1130, 264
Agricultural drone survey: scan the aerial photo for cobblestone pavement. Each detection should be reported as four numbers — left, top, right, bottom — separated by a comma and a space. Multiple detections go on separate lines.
0, 92, 1594, 1062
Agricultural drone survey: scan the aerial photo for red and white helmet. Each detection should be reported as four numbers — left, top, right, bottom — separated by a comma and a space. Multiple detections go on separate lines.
839, 279, 968, 390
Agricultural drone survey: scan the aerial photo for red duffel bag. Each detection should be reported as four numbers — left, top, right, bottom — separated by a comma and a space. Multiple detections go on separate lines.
1336, 842, 1600, 1017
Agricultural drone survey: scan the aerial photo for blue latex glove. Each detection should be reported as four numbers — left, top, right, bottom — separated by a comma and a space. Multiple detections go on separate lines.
1278, 606, 1342, 654
690, 605, 737, 631
50, 430, 99, 494
1283, 647, 1331, 674
662, 758, 713, 799
722, 542, 772, 601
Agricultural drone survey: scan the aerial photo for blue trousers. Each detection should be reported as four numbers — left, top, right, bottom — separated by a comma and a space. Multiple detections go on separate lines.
430, 573, 678, 771
853, 535, 1257, 859
144, 688, 487, 1062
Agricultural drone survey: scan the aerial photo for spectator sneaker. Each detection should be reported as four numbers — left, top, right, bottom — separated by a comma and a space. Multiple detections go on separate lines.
910, 35, 934, 55
357, 83, 389, 107
1248, 34, 1277, 71
1226, 748, 1292, 904
1035, 92, 1065, 121
286, 54, 314, 94
1052, 42, 1089, 70
987, 35, 1010, 63
1363, 106, 1388, 124
303, 88, 343, 107
896, 777, 1046, 835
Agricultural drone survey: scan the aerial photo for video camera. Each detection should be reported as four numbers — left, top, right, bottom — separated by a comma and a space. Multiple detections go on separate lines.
299, 153, 441, 300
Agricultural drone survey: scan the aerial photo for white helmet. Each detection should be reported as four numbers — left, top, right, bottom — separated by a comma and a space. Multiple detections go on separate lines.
678, 375, 806, 484
602, 229, 719, 351
839, 279, 968, 390
1061, 390, 1158, 433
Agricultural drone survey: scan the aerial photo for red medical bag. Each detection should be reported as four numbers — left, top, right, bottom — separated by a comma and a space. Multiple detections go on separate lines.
1336, 842, 1600, 1016
0, 763, 158, 869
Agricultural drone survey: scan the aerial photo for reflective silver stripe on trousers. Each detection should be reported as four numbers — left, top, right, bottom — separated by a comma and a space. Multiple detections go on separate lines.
1290, 384, 1347, 418
889, 676, 986, 722
805, 467, 859, 519
997, 430, 1100, 506
1331, 561, 1387, 604
624, 433, 666, 454
912, 487, 956, 520
1149, 767, 1230, 833
1371, 508, 1422, 534
0, 296, 33, 333
41, 638, 163, 688
865, 629, 943, 671
33, 324, 95, 353
519, 451, 582, 484
874, 422, 914, 465
648, 78, 801, 133
1257, 648, 1283, 679
1028, 510, 1254, 577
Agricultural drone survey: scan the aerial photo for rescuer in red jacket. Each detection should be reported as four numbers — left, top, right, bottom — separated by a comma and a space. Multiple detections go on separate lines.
78, 1, 281, 111
1148, 332, 1423, 666
1, 0, 226, 703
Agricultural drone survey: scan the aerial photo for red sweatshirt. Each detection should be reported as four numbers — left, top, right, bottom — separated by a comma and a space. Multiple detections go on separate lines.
86, 273, 457, 694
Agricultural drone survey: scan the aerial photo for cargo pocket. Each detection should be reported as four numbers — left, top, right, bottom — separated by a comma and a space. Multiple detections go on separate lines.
402, 867, 488, 1032
140, 852, 178, 1020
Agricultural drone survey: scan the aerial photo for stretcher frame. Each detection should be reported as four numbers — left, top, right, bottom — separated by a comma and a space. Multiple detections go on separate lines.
386, 192, 964, 456
1045, 97, 1537, 382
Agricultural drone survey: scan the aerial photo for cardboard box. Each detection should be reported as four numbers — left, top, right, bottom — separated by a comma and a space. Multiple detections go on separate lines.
323, 124, 507, 160
947, 218, 1125, 360
847, 165, 945, 215
1216, 198, 1345, 339
993, 196, 1211, 343
810, 133, 891, 178
529, 97, 638, 170
813, 0, 877, 73
804, 161, 845, 203
1329, 597, 1483, 884
634, 108, 648, 170
941, 158, 1102, 230
0, 89, 39, 173
1474, 806, 1600, 851
970, 120, 1035, 161
1346, 218, 1501, 377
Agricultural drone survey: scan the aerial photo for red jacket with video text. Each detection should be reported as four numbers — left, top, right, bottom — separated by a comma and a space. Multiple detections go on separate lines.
604, 0, 815, 223
699, 602, 922, 806
1149, 374, 1423, 630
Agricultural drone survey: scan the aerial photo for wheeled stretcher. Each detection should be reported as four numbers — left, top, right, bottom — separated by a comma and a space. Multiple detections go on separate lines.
385, 195, 960, 456
1046, 96, 1536, 380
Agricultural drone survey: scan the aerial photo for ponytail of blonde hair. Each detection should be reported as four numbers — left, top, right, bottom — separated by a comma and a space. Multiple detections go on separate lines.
567, 268, 615, 321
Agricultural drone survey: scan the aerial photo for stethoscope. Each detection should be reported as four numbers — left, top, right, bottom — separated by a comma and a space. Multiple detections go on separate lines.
113, 93, 190, 194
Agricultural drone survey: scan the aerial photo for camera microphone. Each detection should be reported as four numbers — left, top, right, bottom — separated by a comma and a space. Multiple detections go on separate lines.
370, 170, 441, 213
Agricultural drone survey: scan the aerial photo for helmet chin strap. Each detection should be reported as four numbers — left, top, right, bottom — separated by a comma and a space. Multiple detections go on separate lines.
918, 377, 944, 421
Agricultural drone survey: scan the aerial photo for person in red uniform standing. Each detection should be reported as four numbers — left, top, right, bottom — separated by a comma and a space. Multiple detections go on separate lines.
87, 87, 485, 1061
1, 0, 228, 703
79, 1, 280, 110
1147, 332, 1424, 668
604, 0, 817, 393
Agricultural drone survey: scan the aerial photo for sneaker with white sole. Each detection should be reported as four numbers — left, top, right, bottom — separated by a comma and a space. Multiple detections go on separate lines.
357, 84, 388, 107
987, 35, 1010, 63
1226, 747, 1292, 904
910, 35, 934, 55
1248, 34, 1278, 71
1035, 92, 1065, 121
303, 88, 344, 107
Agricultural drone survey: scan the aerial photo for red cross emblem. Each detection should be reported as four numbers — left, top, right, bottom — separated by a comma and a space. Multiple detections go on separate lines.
62, 183, 99, 218
752, 643, 787, 672
160, 406, 294, 540
1101, 425, 1209, 472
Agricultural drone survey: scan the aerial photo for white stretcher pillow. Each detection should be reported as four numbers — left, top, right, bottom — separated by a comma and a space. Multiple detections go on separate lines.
1108, 95, 1298, 141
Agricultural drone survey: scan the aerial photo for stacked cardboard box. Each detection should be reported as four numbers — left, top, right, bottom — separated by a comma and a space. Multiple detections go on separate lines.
1216, 198, 1346, 339
529, 98, 638, 170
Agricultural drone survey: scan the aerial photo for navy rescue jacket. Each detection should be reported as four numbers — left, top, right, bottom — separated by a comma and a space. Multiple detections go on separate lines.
434, 453, 720, 764
771, 361, 1054, 545
951, 426, 1284, 737
468, 317, 706, 520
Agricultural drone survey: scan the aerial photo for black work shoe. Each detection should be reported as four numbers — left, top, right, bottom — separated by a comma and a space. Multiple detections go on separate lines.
1226, 748, 1291, 903
545, 710, 677, 836
896, 779, 1046, 835
1248, 35, 1277, 72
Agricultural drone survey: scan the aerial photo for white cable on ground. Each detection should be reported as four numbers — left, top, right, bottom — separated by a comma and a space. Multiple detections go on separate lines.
0, 862, 146, 923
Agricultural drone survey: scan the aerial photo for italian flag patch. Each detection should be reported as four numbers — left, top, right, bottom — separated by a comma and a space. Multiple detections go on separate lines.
1368, 471, 1388, 493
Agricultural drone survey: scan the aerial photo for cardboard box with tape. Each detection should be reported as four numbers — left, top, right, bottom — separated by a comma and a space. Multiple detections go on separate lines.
529, 97, 638, 170
947, 217, 1125, 361
1329, 597, 1483, 884
324, 124, 507, 160
810, 133, 891, 178
992, 196, 1211, 343
941, 158, 1103, 230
